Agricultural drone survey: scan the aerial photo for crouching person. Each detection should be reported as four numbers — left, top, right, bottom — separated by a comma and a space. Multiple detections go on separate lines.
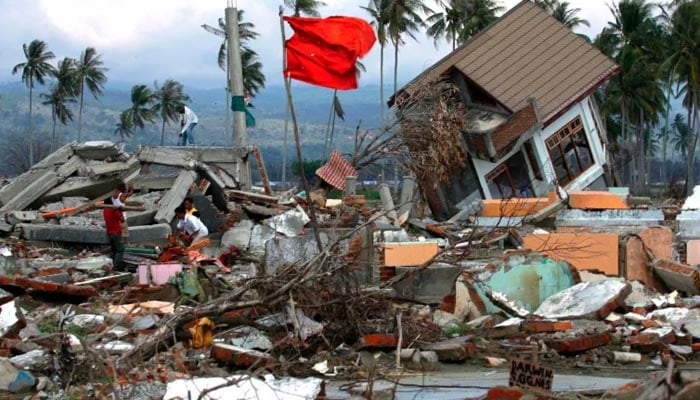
103, 198, 126, 272
174, 205, 209, 246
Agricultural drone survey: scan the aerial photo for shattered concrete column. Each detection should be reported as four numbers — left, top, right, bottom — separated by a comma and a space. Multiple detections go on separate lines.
344, 176, 357, 197
1, 155, 82, 212
136, 147, 198, 169
378, 184, 398, 226
0, 143, 74, 208
197, 163, 228, 209
154, 170, 197, 224
398, 176, 416, 224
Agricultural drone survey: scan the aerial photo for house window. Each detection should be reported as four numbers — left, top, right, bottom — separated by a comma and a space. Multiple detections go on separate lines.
545, 116, 594, 186
485, 151, 533, 198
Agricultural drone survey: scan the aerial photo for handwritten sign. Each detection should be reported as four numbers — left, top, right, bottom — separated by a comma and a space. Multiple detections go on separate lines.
509, 359, 554, 392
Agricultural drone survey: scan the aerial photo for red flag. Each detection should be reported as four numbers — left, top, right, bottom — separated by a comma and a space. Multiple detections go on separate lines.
284, 16, 376, 90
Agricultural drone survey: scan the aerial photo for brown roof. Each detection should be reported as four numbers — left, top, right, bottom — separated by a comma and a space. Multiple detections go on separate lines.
399, 0, 617, 123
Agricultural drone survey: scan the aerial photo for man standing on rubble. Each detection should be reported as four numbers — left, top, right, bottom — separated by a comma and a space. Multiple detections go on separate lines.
177, 105, 198, 146
103, 198, 126, 272
174, 205, 208, 246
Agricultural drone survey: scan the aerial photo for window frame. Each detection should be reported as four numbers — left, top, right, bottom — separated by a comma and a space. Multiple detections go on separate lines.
545, 116, 594, 185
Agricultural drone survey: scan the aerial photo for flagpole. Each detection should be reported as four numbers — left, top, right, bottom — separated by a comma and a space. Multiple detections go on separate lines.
279, 7, 324, 254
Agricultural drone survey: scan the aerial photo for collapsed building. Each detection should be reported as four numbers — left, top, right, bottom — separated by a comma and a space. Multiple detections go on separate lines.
0, 2, 699, 399
393, 0, 618, 221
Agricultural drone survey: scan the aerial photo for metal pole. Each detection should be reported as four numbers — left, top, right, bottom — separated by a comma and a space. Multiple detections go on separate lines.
225, 6, 250, 186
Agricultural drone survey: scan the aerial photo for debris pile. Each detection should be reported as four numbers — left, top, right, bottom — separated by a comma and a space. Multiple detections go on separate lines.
0, 142, 699, 399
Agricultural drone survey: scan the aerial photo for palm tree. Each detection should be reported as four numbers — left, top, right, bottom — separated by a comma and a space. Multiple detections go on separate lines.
51, 58, 79, 148
362, 0, 390, 128
386, 0, 432, 96
241, 48, 266, 98
599, 0, 667, 194
214, 10, 260, 72
665, 0, 700, 194
11, 39, 56, 166
671, 112, 690, 158
427, 0, 469, 51
114, 111, 134, 143
284, 0, 327, 16
533, 0, 590, 29
461, 0, 503, 41
53, 58, 79, 98
41, 84, 76, 151
75, 47, 108, 142
125, 84, 156, 139
153, 80, 190, 146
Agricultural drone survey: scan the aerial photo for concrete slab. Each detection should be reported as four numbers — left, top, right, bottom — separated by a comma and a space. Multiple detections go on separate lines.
19, 223, 170, 244
154, 170, 197, 224
568, 191, 628, 210
393, 263, 460, 304
264, 233, 330, 274
534, 280, 631, 320
0, 143, 74, 206
38, 176, 121, 205
136, 147, 198, 169
473, 255, 578, 313
652, 259, 700, 295
263, 206, 309, 237
384, 242, 440, 267
73, 141, 120, 160
523, 232, 619, 275
471, 216, 523, 227
221, 220, 254, 250
556, 209, 664, 227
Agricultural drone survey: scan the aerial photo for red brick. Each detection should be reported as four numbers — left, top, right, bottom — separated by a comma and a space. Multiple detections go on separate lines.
691, 343, 700, 352
546, 331, 610, 353
356, 334, 406, 350
0, 275, 97, 298
523, 320, 573, 333
439, 294, 456, 313
641, 319, 659, 329
632, 307, 647, 315
211, 344, 273, 368
652, 259, 700, 294
628, 328, 675, 352
487, 386, 524, 400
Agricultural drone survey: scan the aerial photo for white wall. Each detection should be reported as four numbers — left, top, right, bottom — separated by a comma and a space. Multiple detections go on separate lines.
472, 95, 607, 199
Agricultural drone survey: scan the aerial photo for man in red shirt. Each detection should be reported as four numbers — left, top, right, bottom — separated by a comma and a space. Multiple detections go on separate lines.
103, 198, 126, 272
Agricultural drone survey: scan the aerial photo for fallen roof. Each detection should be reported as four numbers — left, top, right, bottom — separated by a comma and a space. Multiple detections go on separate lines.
397, 0, 618, 123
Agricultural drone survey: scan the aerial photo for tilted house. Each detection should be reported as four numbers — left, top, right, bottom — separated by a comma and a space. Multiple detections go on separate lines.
393, 0, 618, 220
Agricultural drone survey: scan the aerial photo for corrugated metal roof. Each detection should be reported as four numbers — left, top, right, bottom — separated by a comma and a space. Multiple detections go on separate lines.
399, 0, 617, 122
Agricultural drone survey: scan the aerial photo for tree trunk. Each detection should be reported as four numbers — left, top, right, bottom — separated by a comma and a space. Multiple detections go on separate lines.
51, 113, 57, 153
323, 90, 335, 158
28, 84, 34, 167
160, 118, 166, 146
661, 82, 672, 183
380, 44, 385, 129
78, 80, 84, 142
687, 101, 696, 196
393, 40, 399, 97
639, 108, 647, 195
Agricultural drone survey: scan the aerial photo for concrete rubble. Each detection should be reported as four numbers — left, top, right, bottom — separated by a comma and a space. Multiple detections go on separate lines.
0, 143, 700, 399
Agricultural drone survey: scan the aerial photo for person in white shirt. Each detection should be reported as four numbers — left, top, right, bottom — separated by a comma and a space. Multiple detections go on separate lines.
177, 105, 198, 146
174, 205, 209, 245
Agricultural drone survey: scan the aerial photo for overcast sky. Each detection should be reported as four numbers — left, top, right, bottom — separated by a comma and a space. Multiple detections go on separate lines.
0, 0, 616, 91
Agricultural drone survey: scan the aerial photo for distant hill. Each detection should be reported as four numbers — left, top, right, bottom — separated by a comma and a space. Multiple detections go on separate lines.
0, 81, 390, 178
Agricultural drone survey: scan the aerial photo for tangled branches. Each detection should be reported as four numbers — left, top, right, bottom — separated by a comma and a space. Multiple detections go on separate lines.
394, 77, 469, 185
